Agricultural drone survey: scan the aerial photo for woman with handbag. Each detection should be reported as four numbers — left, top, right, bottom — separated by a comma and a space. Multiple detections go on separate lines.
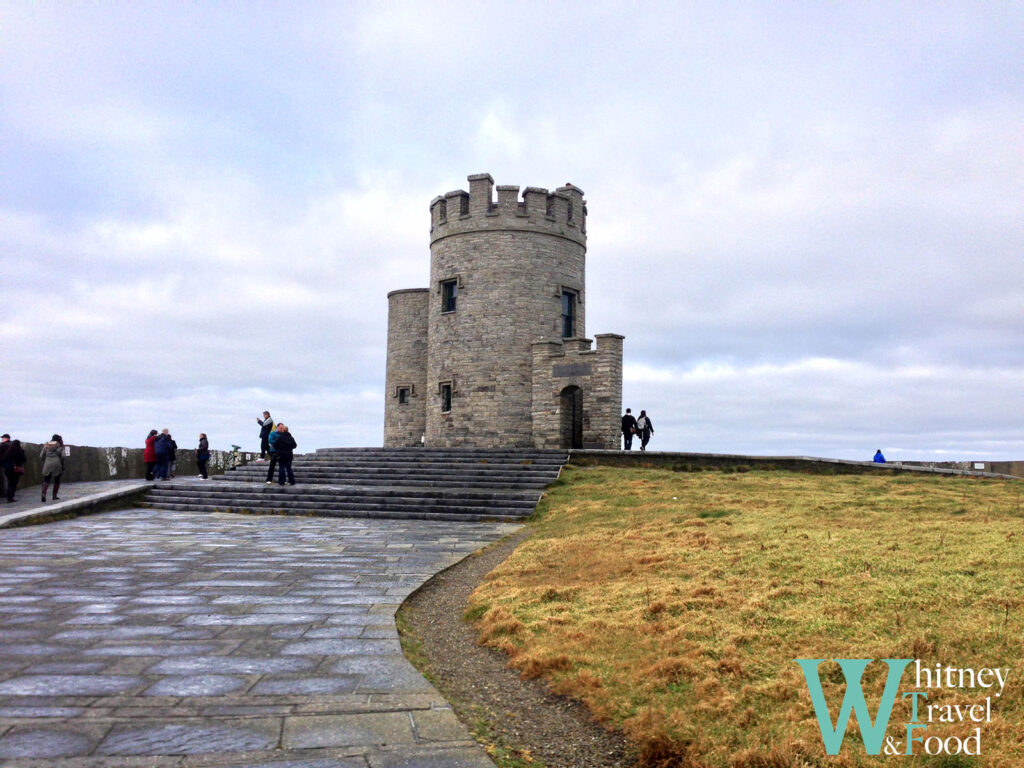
3, 438, 27, 502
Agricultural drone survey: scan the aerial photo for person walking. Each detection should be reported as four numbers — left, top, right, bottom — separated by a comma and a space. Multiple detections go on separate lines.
274, 424, 297, 486
153, 429, 173, 481
196, 433, 210, 479
4, 439, 27, 502
257, 412, 275, 460
636, 410, 655, 452
39, 434, 66, 501
144, 430, 158, 480
264, 423, 282, 484
621, 408, 638, 451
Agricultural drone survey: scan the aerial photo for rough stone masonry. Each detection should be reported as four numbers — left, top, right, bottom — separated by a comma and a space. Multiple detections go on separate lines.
384, 173, 624, 450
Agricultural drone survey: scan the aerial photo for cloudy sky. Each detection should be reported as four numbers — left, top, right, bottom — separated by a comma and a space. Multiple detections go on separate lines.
2, 3, 1021, 461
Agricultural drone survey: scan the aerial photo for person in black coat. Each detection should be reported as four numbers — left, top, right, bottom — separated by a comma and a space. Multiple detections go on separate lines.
274, 425, 297, 486
257, 412, 275, 460
196, 434, 210, 480
636, 410, 655, 452
2, 437, 27, 502
621, 409, 639, 451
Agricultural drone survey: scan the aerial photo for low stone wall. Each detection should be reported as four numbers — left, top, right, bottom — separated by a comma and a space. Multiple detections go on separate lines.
13, 444, 253, 488
568, 450, 1021, 479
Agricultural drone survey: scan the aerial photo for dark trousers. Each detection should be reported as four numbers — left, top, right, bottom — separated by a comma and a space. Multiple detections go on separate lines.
4, 469, 20, 502
197, 459, 209, 479
145, 461, 155, 481
265, 455, 278, 482
622, 431, 634, 450
277, 457, 294, 485
260, 436, 270, 459
640, 429, 652, 451
154, 456, 170, 479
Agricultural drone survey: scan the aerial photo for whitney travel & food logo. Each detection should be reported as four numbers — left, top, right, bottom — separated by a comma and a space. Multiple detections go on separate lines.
794, 658, 1010, 757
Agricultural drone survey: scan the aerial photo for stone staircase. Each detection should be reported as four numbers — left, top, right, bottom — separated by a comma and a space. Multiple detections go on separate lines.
143, 447, 568, 523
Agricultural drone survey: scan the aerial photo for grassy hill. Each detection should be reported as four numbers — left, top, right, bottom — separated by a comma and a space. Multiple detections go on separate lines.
466, 466, 1023, 767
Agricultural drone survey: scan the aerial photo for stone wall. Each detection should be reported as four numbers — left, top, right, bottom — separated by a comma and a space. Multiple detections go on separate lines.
425, 174, 588, 448
10, 443, 247, 488
383, 288, 429, 447
384, 172, 624, 450
531, 334, 623, 449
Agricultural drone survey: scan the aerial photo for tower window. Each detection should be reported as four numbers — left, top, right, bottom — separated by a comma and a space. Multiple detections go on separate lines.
561, 290, 577, 338
440, 383, 453, 412
398, 387, 410, 404
441, 280, 457, 313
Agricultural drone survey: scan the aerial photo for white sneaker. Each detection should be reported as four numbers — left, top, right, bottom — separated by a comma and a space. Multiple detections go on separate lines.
265, 481, 272, 485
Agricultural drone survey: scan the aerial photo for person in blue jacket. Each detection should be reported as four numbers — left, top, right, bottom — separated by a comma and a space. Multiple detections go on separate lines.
154, 429, 173, 480
873, 449, 886, 463
265, 424, 282, 484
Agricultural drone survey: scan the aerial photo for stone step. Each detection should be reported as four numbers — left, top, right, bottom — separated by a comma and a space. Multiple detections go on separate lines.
147, 490, 538, 513
141, 501, 522, 523
144, 447, 567, 523
149, 484, 539, 503
311, 447, 567, 459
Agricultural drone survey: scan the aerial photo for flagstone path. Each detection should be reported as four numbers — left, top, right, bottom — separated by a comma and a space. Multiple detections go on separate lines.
0, 507, 520, 767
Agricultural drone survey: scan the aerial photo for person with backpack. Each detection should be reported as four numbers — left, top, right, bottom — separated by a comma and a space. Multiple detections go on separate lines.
636, 410, 655, 452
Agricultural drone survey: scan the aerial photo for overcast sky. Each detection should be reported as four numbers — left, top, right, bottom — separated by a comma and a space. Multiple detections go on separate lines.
2, 3, 1022, 461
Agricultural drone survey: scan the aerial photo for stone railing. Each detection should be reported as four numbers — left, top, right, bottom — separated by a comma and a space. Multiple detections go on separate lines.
11, 443, 254, 488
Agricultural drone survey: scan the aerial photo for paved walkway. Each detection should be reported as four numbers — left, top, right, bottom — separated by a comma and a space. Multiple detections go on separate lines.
0, 507, 521, 766
0, 480, 153, 529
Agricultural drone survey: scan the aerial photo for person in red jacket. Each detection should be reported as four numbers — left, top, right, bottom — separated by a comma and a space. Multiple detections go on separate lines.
144, 429, 158, 480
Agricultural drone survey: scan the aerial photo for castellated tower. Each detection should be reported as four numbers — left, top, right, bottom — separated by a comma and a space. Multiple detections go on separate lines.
384, 173, 623, 449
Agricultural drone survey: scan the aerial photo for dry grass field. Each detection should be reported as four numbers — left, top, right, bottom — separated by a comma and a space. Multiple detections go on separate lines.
466, 466, 1024, 767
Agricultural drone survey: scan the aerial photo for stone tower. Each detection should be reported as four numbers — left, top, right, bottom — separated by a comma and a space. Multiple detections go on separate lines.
384, 173, 623, 449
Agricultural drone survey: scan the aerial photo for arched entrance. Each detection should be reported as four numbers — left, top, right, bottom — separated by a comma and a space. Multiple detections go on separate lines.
559, 386, 583, 449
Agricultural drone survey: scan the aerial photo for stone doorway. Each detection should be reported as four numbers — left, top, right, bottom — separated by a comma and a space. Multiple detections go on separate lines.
559, 386, 583, 449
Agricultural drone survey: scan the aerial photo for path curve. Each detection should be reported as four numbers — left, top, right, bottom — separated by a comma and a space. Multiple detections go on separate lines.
0, 507, 519, 767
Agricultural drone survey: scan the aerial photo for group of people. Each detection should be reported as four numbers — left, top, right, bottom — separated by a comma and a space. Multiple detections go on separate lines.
0, 433, 66, 503
256, 412, 298, 486
144, 429, 212, 481
621, 408, 654, 451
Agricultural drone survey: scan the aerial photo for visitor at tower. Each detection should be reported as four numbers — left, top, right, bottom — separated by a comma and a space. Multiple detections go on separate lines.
153, 429, 173, 480
143, 429, 158, 480
3, 438, 27, 503
39, 434, 66, 501
265, 422, 282, 484
168, 434, 178, 478
196, 433, 210, 479
637, 411, 654, 452
257, 411, 275, 460
873, 449, 886, 463
274, 425, 297, 486
621, 409, 638, 450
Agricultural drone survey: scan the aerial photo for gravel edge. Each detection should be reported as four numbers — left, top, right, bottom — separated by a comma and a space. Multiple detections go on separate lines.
397, 527, 633, 768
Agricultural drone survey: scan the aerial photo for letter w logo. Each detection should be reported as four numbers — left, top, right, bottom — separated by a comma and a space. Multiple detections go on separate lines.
794, 659, 911, 755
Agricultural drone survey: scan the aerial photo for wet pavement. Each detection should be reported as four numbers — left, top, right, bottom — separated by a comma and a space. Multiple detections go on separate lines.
0, 507, 520, 766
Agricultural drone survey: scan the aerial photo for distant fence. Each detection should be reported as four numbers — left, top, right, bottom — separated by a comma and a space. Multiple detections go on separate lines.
13, 444, 255, 488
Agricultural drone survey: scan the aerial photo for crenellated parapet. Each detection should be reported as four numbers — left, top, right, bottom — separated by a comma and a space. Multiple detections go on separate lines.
430, 173, 586, 247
